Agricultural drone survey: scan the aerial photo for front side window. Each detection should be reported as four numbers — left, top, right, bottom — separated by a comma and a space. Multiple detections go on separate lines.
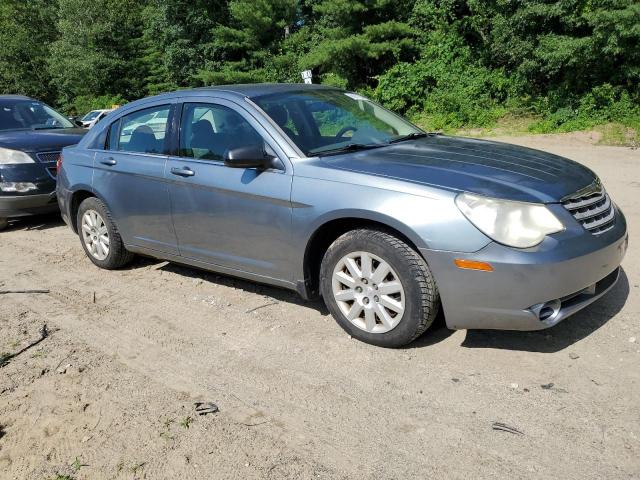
253, 90, 422, 156
117, 105, 171, 154
180, 103, 264, 161
0, 100, 73, 132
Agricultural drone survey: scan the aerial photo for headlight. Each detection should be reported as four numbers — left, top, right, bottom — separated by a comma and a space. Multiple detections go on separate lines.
455, 192, 564, 248
0, 182, 37, 193
0, 147, 35, 164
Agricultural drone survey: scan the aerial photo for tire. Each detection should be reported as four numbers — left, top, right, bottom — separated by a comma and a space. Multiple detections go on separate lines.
0, 218, 7, 231
320, 228, 439, 348
77, 197, 134, 269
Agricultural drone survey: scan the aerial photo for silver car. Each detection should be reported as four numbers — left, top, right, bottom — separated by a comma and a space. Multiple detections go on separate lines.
57, 84, 628, 347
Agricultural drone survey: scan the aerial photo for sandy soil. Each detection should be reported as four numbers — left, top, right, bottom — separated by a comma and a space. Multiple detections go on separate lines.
0, 133, 638, 480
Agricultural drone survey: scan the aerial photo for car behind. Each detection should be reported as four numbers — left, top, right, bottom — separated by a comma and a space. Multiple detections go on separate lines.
80, 109, 114, 129
0, 95, 86, 230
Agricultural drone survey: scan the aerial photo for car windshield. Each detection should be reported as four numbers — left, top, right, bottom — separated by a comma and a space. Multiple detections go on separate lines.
253, 89, 423, 156
0, 100, 73, 131
82, 110, 102, 121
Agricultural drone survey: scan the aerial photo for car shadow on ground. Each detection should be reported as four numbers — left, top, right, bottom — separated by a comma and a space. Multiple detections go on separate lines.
125, 257, 629, 353
459, 268, 631, 353
2, 213, 65, 232
126, 256, 331, 316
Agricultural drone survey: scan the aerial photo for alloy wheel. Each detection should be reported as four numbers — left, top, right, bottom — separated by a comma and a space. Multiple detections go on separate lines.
81, 209, 110, 261
331, 251, 405, 333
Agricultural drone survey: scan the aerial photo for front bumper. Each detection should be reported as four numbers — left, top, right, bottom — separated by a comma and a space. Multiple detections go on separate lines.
421, 206, 628, 330
0, 191, 59, 218
0, 161, 58, 218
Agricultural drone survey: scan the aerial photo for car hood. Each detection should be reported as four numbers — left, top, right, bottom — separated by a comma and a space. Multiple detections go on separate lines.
320, 135, 597, 203
0, 128, 87, 153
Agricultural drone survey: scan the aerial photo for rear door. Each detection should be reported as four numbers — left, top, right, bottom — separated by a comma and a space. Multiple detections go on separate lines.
166, 98, 294, 281
93, 102, 179, 255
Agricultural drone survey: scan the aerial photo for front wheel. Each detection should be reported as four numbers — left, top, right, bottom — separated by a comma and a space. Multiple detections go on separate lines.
0, 217, 7, 231
77, 197, 134, 269
320, 229, 440, 348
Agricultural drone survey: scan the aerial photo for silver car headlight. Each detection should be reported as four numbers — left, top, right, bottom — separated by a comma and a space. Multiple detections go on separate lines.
0, 147, 35, 164
455, 192, 564, 248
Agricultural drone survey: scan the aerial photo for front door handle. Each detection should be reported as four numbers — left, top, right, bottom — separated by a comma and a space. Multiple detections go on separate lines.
100, 157, 117, 166
171, 167, 195, 177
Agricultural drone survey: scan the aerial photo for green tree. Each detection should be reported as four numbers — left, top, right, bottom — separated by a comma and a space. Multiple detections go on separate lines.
141, 0, 227, 94
197, 0, 298, 85
0, 0, 58, 103
300, 0, 417, 88
48, 0, 147, 112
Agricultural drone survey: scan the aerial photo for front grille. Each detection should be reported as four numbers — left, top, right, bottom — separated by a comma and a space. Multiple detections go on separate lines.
36, 151, 61, 164
562, 182, 615, 234
36, 151, 60, 179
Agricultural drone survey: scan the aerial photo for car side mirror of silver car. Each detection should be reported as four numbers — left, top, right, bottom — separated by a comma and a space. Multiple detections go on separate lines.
224, 145, 273, 169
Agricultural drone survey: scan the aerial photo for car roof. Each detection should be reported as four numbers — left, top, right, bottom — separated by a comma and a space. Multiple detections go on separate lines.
146, 83, 338, 102
100, 83, 343, 125
0, 94, 34, 101
193, 83, 336, 98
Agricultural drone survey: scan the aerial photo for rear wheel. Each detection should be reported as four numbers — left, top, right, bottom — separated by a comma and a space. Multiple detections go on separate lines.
320, 229, 439, 347
0, 218, 7, 231
77, 197, 134, 269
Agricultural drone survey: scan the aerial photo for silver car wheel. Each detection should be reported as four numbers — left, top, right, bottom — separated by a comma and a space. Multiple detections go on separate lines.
81, 209, 110, 261
331, 251, 405, 333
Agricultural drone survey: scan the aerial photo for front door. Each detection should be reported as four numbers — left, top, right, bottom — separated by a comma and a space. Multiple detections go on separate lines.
166, 100, 293, 281
93, 103, 179, 255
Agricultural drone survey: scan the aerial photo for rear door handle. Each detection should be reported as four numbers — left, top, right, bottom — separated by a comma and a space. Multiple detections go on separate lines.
171, 167, 195, 177
100, 157, 117, 166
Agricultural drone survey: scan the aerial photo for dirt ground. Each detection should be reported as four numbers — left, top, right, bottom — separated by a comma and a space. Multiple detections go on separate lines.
0, 133, 638, 480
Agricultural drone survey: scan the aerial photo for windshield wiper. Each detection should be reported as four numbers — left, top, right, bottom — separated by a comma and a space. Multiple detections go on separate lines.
31, 126, 66, 130
312, 143, 386, 157
388, 132, 429, 144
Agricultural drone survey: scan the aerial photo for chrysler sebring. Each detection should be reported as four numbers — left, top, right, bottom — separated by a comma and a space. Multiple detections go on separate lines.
56, 84, 627, 347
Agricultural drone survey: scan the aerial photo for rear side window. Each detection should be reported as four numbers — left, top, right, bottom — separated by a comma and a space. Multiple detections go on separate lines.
117, 105, 171, 154
179, 103, 263, 161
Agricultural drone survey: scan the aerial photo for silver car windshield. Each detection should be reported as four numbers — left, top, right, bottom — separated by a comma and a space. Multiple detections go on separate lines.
0, 100, 74, 131
82, 110, 102, 121
253, 90, 423, 156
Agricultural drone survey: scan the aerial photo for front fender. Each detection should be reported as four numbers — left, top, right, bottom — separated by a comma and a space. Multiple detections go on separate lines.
290, 174, 491, 286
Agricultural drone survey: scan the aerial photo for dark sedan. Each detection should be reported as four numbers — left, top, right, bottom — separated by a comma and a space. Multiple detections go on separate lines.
0, 95, 86, 230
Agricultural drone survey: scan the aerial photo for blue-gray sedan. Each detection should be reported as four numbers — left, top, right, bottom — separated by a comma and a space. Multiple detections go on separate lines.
56, 84, 628, 347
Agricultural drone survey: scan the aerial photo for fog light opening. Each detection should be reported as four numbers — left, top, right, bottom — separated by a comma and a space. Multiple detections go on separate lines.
537, 299, 561, 322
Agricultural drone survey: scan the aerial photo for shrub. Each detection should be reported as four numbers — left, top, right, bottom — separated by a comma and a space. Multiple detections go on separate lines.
375, 57, 512, 129
67, 94, 128, 116
529, 84, 640, 133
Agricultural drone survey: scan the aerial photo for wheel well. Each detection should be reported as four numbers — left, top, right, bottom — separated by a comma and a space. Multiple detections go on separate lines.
69, 190, 95, 233
303, 218, 422, 298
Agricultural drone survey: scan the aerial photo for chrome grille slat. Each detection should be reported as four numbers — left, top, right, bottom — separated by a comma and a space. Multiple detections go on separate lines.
562, 190, 606, 210
562, 182, 615, 235
571, 195, 611, 221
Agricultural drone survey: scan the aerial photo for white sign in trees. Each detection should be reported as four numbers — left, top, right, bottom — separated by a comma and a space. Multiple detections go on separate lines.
301, 70, 313, 84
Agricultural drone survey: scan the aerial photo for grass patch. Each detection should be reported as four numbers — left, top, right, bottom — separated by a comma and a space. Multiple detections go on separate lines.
179, 416, 193, 429
434, 113, 640, 147
448, 114, 538, 138
593, 122, 639, 147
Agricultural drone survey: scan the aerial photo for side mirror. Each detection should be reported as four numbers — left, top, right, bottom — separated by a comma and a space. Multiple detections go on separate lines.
224, 145, 272, 169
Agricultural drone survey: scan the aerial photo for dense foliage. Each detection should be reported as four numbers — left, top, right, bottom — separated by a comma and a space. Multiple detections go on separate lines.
0, 0, 638, 134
